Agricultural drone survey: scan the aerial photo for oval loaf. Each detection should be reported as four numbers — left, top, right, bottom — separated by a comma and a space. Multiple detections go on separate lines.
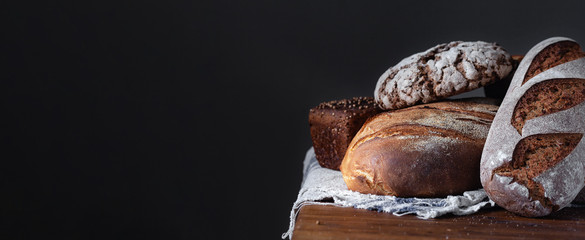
340, 100, 498, 198
480, 37, 585, 217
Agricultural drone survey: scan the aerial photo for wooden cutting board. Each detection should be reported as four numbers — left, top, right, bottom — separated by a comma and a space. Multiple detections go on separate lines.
292, 204, 585, 239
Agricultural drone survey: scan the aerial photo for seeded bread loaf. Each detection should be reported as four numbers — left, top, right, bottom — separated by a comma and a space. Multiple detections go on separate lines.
340, 100, 498, 197
480, 37, 585, 217
309, 97, 382, 170
375, 41, 513, 110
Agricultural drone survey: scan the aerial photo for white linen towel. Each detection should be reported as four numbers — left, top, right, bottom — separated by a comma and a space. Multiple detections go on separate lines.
282, 147, 495, 239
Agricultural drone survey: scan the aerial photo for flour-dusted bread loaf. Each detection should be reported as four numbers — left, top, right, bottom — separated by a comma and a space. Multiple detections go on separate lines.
340, 100, 498, 197
309, 97, 382, 170
375, 41, 514, 110
480, 37, 585, 217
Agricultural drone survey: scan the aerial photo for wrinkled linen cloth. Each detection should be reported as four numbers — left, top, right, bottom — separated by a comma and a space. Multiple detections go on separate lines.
282, 147, 495, 239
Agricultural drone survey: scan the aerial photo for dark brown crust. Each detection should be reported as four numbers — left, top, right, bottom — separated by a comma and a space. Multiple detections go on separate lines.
376, 42, 513, 110
346, 134, 483, 197
341, 100, 497, 197
523, 41, 585, 85
511, 78, 585, 134
492, 133, 583, 213
309, 97, 382, 170
482, 38, 585, 218
312, 97, 377, 110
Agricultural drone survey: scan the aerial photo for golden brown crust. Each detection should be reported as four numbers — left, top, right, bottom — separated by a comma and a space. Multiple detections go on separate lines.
341, 100, 497, 197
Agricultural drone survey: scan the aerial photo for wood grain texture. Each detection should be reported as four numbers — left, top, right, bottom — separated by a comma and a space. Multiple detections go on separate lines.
292, 204, 585, 240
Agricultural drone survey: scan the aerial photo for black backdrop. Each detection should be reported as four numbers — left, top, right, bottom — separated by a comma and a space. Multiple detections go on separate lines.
3, 1, 585, 239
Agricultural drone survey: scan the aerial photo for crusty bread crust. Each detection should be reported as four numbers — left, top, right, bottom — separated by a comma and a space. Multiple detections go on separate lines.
481, 37, 585, 217
309, 97, 382, 170
341, 100, 497, 198
375, 41, 513, 110
523, 41, 585, 84
512, 78, 585, 134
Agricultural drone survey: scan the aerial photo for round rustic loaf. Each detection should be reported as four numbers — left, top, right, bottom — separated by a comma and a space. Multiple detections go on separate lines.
481, 37, 585, 217
374, 41, 513, 110
340, 100, 498, 198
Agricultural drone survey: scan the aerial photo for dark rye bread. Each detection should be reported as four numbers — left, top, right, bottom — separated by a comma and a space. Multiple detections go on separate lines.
523, 41, 585, 84
492, 133, 583, 212
309, 97, 382, 170
512, 78, 585, 134
374, 41, 513, 110
481, 37, 585, 217
340, 100, 498, 198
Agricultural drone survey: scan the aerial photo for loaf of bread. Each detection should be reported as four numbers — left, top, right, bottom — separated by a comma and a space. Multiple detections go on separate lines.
309, 97, 382, 170
480, 37, 585, 217
375, 41, 513, 110
340, 100, 498, 198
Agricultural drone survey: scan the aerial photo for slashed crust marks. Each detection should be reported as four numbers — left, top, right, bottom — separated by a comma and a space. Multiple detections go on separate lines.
492, 133, 583, 211
523, 41, 585, 85
511, 78, 585, 135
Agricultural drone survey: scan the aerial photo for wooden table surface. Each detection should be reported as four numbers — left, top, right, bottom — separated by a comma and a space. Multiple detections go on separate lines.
292, 204, 585, 240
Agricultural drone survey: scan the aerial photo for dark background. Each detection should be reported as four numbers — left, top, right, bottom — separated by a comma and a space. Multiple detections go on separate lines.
3, 1, 585, 239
